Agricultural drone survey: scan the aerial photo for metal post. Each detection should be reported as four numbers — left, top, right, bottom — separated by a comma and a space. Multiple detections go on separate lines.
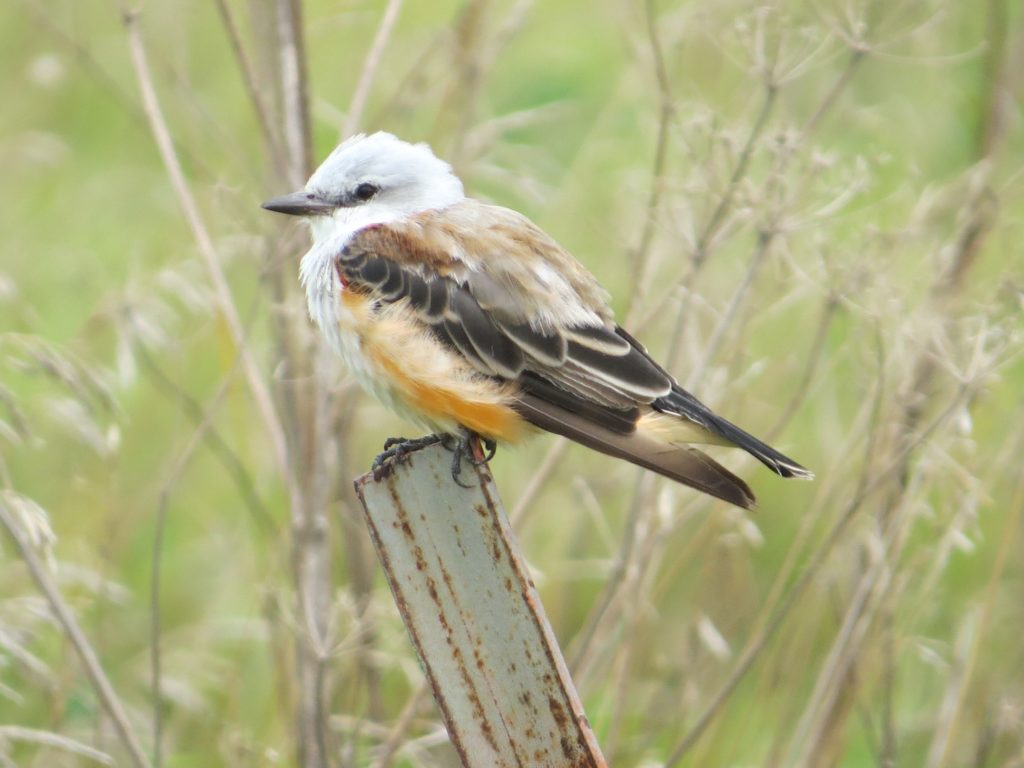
354, 442, 607, 768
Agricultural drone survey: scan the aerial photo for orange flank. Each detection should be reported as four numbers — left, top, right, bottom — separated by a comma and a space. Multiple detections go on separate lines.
338, 287, 526, 441
374, 354, 525, 442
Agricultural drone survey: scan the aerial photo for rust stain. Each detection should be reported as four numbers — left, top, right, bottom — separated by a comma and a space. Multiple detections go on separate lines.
548, 695, 568, 728
421, 488, 502, 758
451, 521, 468, 557
388, 484, 415, 543
559, 735, 576, 760
451, 643, 498, 753
518, 687, 529, 707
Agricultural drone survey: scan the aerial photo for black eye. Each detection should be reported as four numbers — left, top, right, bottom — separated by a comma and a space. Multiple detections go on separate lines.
354, 182, 380, 201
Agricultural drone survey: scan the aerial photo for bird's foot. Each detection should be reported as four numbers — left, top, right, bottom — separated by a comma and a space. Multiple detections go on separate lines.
443, 432, 498, 488
371, 433, 497, 486
472, 437, 498, 465
372, 434, 443, 480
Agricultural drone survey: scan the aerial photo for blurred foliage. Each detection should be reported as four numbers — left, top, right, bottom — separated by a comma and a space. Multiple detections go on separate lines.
1, 0, 1023, 766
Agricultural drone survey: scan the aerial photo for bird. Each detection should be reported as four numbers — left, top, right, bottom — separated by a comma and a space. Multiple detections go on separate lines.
263, 132, 812, 509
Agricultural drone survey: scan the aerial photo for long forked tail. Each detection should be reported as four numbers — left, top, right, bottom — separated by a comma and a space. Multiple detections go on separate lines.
515, 393, 757, 510
653, 386, 814, 480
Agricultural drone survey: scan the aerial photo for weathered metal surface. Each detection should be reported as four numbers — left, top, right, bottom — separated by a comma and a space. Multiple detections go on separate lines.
354, 442, 607, 768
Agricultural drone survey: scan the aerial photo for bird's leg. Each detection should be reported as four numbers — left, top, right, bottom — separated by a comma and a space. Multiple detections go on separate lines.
372, 434, 443, 479
443, 432, 498, 488
470, 436, 497, 466
374, 432, 496, 486
438, 433, 474, 488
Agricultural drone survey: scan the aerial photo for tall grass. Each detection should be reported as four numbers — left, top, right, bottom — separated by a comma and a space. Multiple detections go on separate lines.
1, 1, 1022, 766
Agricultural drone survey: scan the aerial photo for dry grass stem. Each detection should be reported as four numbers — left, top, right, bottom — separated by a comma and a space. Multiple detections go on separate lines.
212, 0, 284, 172
0, 726, 114, 766
342, 0, 404, 139
0, 502, 152, 768
121, 9, 291, 485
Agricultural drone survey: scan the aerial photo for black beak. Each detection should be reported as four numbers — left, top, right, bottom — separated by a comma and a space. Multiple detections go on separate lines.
261, 190, 335, 216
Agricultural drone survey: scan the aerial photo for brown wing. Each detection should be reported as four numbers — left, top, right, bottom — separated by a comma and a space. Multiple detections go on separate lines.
339, 215, 672, 406
337, 206, 809, 504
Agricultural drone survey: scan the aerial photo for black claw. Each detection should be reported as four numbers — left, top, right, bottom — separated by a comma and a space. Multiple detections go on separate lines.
449, 433, 499, 485
382, 436, 409, 451
471, 437, 497, 466
372, 434, 442, 479
371, 432, 497, 487
450, 447, 474, 488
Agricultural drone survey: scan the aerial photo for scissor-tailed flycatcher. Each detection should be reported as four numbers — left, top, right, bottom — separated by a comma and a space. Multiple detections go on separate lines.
263, 132, 811, 508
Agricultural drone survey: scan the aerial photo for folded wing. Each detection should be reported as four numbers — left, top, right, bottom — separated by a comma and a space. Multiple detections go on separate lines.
336, 202, 808, 507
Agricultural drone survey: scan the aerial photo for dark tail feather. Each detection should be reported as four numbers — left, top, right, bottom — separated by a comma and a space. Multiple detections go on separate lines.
654, 386, 814, 480
515, 393, 756, 509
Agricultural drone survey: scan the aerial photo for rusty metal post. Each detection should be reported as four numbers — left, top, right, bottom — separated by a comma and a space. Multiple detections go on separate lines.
354, 441, 607, 768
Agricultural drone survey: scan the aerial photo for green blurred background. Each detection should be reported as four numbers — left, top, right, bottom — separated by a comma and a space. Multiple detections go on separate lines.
1, 0, 1022, 766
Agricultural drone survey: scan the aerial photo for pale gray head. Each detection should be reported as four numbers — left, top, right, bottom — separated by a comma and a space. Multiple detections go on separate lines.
262, 132, 464, 226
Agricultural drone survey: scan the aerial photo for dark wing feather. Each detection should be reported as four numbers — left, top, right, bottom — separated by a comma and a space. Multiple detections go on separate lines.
337, 232, 671, 408
518, 373, 638, 434
448, 290, 524, 379
514, 392, 755, 509
493, 320, 566, 367
654, 386, 813, 479
564, 324, 630, 354
564, 340, 669, 399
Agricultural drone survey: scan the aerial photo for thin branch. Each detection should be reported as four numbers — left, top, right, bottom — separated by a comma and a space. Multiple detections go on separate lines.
134, 338, 276, 536
369, 683, 430, 768
692, 85, 778, 275
788, 517, 899, 765
276, 0, 314, 184
930, 449, 1024, 764
567, 470, 656, 679
151, 486, 167, 768
680, 327, 887, 757
271, 1, 333, 766
683, 228, 773, 388
509, 438, 569, 528
342, 0, 404, 139
146, 332, 268, 767
212, 0, 283, 172
975, 0, 1009, 158
643, 42, 865, 339
0, 502, 153, 768
628, 0, 675, 316
800, 49, 865, 140
121, 9, 291, 487
766, 293, 839, 441
0, 726, 114, 766
633, 84, 777, 335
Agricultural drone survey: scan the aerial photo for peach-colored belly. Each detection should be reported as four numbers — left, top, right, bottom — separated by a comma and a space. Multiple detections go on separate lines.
336, 290, 525, 442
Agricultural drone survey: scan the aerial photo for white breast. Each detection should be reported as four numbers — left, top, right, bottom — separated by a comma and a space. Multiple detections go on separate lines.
300, 222, 419, 421
299, 205, 400, 376
301, 238, 371, 377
